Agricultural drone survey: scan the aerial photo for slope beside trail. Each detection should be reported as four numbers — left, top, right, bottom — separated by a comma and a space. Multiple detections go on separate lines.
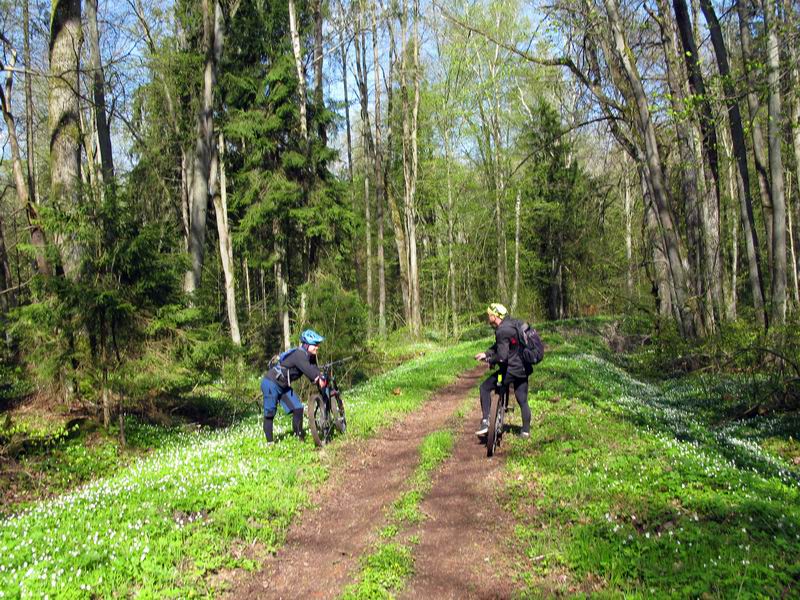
225, 365, 487, 599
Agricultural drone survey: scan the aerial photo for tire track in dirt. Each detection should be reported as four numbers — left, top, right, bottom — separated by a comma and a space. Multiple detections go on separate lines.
399, 401, 521, 600
225, 365, 486, 600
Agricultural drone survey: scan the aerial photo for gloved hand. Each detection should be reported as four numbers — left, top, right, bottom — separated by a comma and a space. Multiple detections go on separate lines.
317, 374, 328, 389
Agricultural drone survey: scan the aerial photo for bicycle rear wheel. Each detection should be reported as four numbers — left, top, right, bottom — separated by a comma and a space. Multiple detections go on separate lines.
308, 395, 334, 447
486, 390, 506, 457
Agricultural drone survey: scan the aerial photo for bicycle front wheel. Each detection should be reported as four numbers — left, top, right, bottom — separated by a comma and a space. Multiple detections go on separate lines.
486, 390, 506, 458
308, 395, 333, 447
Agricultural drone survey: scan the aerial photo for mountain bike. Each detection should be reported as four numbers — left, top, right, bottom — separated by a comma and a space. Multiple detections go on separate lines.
486, 372, 511, 458
307, 357, 351, 447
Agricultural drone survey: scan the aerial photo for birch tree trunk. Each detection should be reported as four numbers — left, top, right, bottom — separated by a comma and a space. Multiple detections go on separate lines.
624, 160, 633, 296
341, 33, 354, 180
783, 0, 800, 308
211, 133, 241, 345
313, 0, 326, 144
444, 130, 457, 337
244, 258, 252, 317
382, 15, 411, 323
372, 1, 386, 337
511, 189, 521, 313
86, 0, 114, 183
274, 219, 291, 350
49, 0, 83, 278
353, 21, 375, 330
401, 0, 422, 335
787, 175, 798, 307
764, 0, 787, 325
288, 0, 308, 141
185, 0, 223, 295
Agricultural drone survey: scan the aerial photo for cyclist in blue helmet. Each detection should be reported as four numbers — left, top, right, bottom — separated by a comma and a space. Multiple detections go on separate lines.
261, 329, 327, 442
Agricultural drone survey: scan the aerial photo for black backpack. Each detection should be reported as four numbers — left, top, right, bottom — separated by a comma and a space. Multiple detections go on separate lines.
515, 321, 544, 366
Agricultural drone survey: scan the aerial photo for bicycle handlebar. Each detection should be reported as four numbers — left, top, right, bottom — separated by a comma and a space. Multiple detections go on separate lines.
320, 356, 354, 370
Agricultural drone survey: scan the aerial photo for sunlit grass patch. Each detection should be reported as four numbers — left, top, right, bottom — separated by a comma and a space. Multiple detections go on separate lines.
0, 339, 486, 598
506, 352, 800, 597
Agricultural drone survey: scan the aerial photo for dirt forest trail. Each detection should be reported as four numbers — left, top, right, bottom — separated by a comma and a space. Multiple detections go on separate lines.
226, 364, 522, 599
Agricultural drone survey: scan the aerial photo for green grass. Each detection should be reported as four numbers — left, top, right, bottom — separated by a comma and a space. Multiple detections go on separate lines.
0, 339, 488, 599
505, 332, 800, 598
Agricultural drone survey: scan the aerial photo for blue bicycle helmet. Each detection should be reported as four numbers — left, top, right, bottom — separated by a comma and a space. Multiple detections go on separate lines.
300, 329, 325, 346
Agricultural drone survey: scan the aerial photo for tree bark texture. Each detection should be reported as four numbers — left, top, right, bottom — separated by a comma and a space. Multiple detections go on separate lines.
185, 0, 223, 295
49, 0, 83, 278
211, 133, 241, 345
737, 0, 774, 267
289, 0, 309, 142
372, 1, 386, 337
23, 0, 38, 206
672, 0, 723, 327
699, 0, 766, 329
86, 0, 114, 183
0, 46, 51, 276
600, 0, 699, 337
763, 0, 787, 325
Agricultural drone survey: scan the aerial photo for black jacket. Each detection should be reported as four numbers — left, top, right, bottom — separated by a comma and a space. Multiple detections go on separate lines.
266, 346, 321, 387
485, 317, 529, 378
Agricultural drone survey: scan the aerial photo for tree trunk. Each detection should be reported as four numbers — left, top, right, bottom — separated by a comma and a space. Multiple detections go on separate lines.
737, 0, 774, 267
654, 0, 705, 319
401, 0, 422, 335
764, 0, 787, 325
353, 20, 375, 329
443, 129, 458, 337
624, 159, 633, 296
642, 167, 673, 319
783, 0, 800, 309
699, 0, 766, 329
511, 189, 521, 313
313, 0, 326, 144
185, 0, 223, 295
341, 34, 354, 180
673, 0, 723, 327
288, 0, 308, 141
86, 0, 114, 183
244, 258, 252, 317
49, 0, 83, 278
787, 175, 799, 307
383, 13, 411, 323
23, 0, 38, 206
274, 219, 291, 350
601, 0, 699, 337
364, 175, 373, 334
0, 52, 51, 276
211, 133, 241, 345
372, 1, 386, 337
0, 213, 12, 311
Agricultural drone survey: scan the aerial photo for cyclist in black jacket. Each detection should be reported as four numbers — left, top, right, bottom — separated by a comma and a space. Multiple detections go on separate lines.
474, 303, 531, 438
261, 329, 327, 442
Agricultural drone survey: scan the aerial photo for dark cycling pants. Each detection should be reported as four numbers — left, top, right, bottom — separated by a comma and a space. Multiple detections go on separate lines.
261, 377, 304, 442
479, 372, 531, 434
